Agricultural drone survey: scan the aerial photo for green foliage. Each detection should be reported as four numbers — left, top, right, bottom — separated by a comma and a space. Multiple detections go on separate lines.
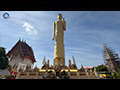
7, 64, 12, 71
4, 75, 16, 79
0, 47, 9, 70
92, 64, 107, 72
112, 68, 120, 79
92, 67, 96, 72
96, 64, 107, 72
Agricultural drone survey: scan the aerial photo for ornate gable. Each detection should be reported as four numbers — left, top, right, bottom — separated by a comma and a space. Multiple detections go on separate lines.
7, 39, 36, 63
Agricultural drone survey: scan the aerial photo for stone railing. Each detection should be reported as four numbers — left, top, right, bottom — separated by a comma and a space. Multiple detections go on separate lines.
67, 68, 100, 79
16, 68, 100, 79
16, 71, 46, 79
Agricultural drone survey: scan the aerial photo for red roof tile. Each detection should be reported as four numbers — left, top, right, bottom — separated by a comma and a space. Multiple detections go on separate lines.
7, 39, 36, 62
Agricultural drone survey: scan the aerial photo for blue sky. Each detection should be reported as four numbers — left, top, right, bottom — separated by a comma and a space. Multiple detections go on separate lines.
0, 11, 120, 69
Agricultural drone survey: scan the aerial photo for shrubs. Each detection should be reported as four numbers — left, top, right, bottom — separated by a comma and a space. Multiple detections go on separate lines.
4, 75, 16, 79
92, 64, 107, 72
111, 68, 120, 79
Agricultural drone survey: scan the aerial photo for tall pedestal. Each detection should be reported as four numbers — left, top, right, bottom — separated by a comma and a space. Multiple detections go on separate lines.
53, 44, 65, 67
53, 57, 65, 67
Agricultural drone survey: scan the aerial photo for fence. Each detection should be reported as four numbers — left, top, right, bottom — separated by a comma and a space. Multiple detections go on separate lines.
16, 69, 100, 79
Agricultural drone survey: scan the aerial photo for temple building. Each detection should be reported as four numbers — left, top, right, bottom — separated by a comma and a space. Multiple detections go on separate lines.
7, 39, 36, 72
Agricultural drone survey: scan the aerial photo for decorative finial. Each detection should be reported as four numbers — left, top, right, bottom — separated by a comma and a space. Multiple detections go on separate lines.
68, 59, 71, 67
22, 39, 23, 42
47, 60, 49, 67
72, 56, 76, 65
42, 56, 46, 65
103, 44, 106, 47
19, 38, 21, 41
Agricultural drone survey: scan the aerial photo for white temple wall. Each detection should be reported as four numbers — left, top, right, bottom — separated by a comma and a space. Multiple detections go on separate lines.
16, 62, 27, 72
22, 58, 33, 68
10, 55, 23, 68
9, 56, 17, 66
9, 54, 34, 70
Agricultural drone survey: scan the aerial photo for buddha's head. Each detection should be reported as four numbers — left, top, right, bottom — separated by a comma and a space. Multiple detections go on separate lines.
57, 13, 62, 20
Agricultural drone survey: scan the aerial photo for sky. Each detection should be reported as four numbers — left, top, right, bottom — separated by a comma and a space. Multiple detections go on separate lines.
0, 11, 120, 69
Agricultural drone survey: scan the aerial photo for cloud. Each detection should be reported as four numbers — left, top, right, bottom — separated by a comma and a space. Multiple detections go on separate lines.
1, 11, 120, 68
22, 22, 37, 35
66, 46, 101, 58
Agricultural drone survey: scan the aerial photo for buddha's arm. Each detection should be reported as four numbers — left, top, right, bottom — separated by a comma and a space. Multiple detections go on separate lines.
63, 19, 66, 31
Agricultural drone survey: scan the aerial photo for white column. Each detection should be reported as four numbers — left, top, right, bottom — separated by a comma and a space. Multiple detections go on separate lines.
27, 72, 29, 79
14, 55, 20, 70
9, 54, 13, 65
85, 69, 89, 76
17, 55, 20, 64
68, 71, 70, 77
10, 54, 13, 60
16, 72, 21, 79
77, 70, 79, 76
95, 72, 99, 78
16, 63, 20, 72
31, 64, 34, 69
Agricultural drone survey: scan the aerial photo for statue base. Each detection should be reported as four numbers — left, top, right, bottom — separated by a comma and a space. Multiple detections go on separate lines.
53, 57, 65, 68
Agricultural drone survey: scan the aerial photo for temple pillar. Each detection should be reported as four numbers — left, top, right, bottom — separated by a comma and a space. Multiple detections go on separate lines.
16, 72, 21, 79
94, 67, 99, 78
27, 72, 29, 79
68, 72, 70, 77
36, 72, 38, 79
77, 69, 79, 76
85, 69, 89, 76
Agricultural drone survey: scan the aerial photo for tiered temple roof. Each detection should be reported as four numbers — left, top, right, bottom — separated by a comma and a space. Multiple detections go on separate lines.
7, 39, 36, 62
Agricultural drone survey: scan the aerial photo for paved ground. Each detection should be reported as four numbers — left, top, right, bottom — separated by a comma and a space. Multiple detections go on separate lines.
0, 77, 5, 79
0, 69, 10, 75
100, 77, 113, 79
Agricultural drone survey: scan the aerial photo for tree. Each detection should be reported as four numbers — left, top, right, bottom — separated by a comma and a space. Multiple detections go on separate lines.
112, 68, 120, 79
0, 47, 9, 70
7, 64, 12, 72
92, 64, 107, 72
92, 67, 96, 72
96, 64, 107, 72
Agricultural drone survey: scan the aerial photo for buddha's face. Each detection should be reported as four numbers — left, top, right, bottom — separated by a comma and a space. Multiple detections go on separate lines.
57, 13, 62, 20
